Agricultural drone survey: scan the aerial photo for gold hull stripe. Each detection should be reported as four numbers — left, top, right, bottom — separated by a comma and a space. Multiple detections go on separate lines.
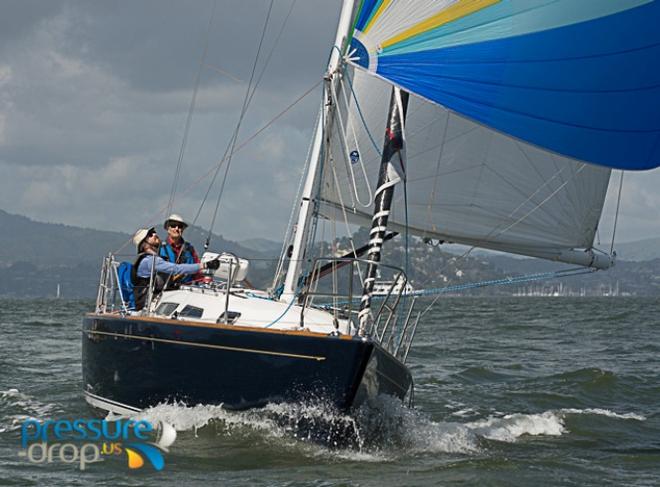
86, 330, 327, 362
85, 313, 354, 340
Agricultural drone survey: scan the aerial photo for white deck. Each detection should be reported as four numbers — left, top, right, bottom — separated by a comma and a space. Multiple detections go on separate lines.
138, 285, 355, 335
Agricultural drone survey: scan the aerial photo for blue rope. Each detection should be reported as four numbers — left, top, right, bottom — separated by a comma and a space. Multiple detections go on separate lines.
408, 268, 595, 297
263, 295, 298, 328
318, 267, 596, 309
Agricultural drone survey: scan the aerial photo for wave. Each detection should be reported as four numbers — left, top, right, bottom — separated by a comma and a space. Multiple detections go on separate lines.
560, 408, 646, 421
20, 320, 66, 327
452, 367, 517, 384
552, 367, 616, 381
466, 411, 566, 442
548, 368, 619, 390
4, 387, 644, 463
0, 388, 61, 433
129, 396, 636, 460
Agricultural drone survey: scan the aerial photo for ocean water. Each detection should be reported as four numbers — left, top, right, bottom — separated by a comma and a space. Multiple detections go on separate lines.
0, 297, 658, 486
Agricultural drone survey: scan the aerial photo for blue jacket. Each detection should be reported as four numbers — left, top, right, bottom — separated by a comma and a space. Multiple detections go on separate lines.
159, 239, 199, 283
136, 254, 201, 278
160, 240, 197, 264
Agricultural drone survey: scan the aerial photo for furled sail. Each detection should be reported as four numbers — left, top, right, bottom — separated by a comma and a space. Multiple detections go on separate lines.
347, 0, 660, 171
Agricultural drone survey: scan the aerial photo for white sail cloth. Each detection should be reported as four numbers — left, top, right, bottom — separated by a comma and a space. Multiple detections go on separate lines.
318, 67, 613, 267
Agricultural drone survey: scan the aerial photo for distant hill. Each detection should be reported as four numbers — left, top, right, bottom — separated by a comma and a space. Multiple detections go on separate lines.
1, 208, 659, 298
0, 209, 261, 264
613, 237, 660, 261
0, 209, 130, 267
172, 226, 269, 260
0, 209, 273, 298
239, 238, 283, 257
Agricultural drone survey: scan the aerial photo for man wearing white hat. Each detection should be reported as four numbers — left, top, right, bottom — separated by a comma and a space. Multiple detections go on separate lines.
159, 213, 201, 284
131, 227, 219, 310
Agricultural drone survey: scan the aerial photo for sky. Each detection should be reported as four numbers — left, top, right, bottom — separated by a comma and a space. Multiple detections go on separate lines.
1, 0, 659, 245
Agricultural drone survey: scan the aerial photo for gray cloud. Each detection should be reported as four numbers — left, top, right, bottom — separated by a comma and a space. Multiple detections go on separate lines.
58, 0, 340, 93
0, 0, 62, 47
0, 0, 659, 247
0, 0, 340, 241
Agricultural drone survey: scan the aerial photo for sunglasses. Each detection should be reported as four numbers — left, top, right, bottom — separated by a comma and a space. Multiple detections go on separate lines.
147, 231, 158, 238
168, 223, 185, 229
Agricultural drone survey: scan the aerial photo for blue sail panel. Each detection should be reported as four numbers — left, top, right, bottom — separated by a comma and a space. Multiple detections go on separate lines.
354, 0, 381, 32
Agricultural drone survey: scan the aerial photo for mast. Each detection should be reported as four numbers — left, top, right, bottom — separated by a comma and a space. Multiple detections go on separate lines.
358, 87, 409, 335
280, 0, 356, 303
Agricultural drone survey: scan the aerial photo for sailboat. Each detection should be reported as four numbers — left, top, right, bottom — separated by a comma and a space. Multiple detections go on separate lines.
82, 0, 660, 416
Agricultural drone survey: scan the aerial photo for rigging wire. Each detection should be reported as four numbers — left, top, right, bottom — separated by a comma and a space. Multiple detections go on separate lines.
167, 0, 217, 217
434, 163, 591, 272
191, 132, 235, 228
414, 267, 596, 323
271, 106, 322, 293
191, 80, 322, 230
424, 110, 450, 240
387, 169, 412, 348
327, 146, 367, 285
272, 76, 330, 299
342, 63, 382, 156
319, 267, 596, 311
610, 170, 625, 254
331, 75, 374, 207
195, 0, 298, 250
245, 0, 298, 110
301, 137, 325, 285
113, 79, 322, 256
205, 0, 275, 249
400, 162, 602, 318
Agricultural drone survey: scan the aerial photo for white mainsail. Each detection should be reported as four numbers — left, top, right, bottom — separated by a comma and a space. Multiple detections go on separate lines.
318, 67, 613, 268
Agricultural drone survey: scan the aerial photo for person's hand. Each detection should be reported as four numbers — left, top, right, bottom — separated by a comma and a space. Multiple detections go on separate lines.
205, 258, 221, 270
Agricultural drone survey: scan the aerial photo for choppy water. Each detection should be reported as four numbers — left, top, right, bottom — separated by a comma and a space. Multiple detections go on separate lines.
1, 298, 658, 486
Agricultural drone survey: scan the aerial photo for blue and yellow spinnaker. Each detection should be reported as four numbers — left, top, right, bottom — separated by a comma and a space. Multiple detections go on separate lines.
348, 0, 660, 170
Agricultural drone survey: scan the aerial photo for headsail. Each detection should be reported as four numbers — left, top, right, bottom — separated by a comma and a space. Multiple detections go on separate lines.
348, 0, 660, 170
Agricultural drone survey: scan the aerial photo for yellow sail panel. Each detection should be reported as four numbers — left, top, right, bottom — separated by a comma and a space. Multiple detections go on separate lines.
362, 0, 393, 34
380, 0, 500, 50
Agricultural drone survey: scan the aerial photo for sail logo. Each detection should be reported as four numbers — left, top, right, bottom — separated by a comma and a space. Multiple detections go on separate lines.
18, 418, 176, 471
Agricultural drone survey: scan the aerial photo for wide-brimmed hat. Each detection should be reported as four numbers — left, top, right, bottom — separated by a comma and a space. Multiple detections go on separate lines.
132, 227, 156, 250
164, 213, 188, 230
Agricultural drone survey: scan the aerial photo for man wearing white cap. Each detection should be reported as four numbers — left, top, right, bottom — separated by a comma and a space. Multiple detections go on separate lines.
160, 213, 201, 284
131, 227, 219, 310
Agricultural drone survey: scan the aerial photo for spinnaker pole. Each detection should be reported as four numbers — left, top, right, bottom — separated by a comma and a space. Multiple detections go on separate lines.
358, 87, 409, 335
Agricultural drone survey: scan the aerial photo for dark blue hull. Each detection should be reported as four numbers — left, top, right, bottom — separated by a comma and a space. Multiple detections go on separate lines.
82, 314, 412, 413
